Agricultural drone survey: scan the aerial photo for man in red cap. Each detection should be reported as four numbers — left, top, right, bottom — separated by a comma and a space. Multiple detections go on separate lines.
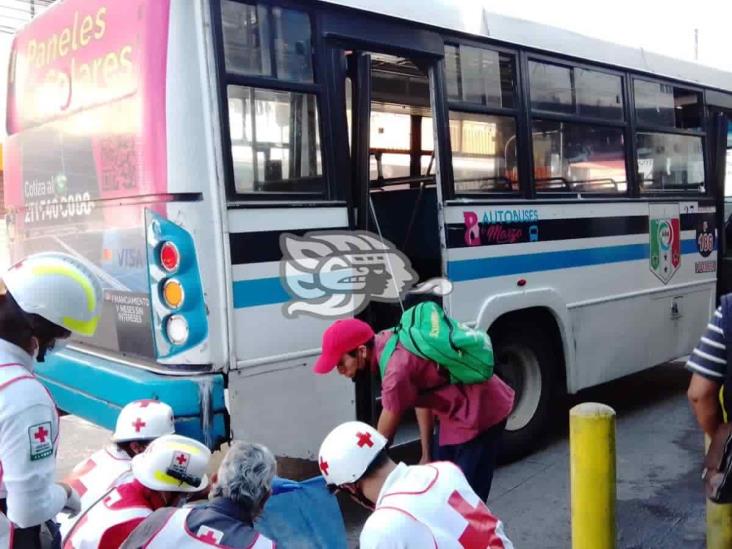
313, 317, 514, 501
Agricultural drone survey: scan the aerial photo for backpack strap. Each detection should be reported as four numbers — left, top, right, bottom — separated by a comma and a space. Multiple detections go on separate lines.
722, 294, 732, 417
377, 331, 450, 395
378, 333, 399, 379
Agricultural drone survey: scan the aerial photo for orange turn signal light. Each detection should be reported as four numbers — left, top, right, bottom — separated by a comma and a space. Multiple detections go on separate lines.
162, 279, 185, 309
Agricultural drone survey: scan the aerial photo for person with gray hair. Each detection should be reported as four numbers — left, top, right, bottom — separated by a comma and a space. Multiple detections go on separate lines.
120, 441, 277, 548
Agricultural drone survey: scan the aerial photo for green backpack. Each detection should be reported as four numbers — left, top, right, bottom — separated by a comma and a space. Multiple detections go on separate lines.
377, 301, 494, 385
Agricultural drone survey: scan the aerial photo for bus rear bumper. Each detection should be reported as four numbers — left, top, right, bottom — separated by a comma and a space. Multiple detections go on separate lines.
35, 348, 228, 450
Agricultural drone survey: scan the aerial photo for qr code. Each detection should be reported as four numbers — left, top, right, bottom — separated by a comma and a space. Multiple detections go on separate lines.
99, 135, 138, 192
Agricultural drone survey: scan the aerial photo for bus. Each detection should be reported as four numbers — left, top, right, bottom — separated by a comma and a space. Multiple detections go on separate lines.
4, 0, 732, 464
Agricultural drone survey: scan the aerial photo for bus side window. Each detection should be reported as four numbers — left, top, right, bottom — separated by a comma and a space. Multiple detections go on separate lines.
633, 80, 705, 194
227, 86, 322, 193
445, 44, 519, 194
220, 1, 323, 196
528, 61, 627, 195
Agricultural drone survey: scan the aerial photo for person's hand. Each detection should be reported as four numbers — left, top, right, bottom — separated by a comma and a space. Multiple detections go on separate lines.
418, 453, 431, 466
58, 483, 81, 516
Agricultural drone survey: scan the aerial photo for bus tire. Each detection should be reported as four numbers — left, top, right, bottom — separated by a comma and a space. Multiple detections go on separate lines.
492, 324, 558, 462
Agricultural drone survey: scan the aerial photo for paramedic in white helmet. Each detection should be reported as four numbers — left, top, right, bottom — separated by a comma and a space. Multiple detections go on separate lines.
58, 399, 175, 538
319, 421, 514, 549
120, 441, 276, 548
63, 434, 211, 549
0, 253, 103, 549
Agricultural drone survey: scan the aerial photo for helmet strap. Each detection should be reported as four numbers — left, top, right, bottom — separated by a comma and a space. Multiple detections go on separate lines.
344, 482, 376, 511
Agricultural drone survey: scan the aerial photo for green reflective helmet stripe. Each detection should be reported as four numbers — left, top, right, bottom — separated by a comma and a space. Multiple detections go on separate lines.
61, 315, 100, 337
31, 264, 98, 313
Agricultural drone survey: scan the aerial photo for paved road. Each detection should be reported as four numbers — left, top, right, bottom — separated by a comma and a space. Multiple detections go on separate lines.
489, 359, 705, 549
56, 360, 706, 548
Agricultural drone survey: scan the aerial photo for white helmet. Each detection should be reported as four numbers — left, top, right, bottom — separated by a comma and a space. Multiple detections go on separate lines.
112, 400, 175, 443
318, 421, 387, 487
3, 252, 102, 337
131, 434, 211, 493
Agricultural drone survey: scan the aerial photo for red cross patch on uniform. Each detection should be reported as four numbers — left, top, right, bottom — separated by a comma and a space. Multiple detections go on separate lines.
28, 422, 53, 461
169, 451, 191, 476
196, 525, 224, 544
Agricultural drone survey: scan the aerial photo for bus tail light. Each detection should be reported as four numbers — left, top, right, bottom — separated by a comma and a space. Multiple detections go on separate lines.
159, 241, 180, 273
162, 279, 185, 309
146, 209, 208, 361
165, 315, 189, 346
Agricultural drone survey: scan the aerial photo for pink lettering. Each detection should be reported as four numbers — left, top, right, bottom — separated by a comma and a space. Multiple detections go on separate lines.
464, 211, 480, 247
485, 224, 523, 244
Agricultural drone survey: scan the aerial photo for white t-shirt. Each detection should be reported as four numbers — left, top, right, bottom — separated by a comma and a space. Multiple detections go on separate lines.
360, 462, 513, 549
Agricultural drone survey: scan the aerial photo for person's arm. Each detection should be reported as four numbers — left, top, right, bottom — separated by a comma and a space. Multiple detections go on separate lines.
415, 408, 433, 464
377, 408, 402, 444
688, 373, 723, 437
378, 349, 420, 445
2, 403, 68, 528
686, 305, 728, 437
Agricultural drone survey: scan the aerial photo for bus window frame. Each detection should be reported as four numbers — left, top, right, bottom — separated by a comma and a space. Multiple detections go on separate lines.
211, 0, 340, 203
525, 53, 633, 199
441, 37, 525, 200
631, 75, 709, 198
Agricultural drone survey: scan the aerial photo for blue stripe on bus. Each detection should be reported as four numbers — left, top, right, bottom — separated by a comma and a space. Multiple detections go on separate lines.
233, 277, 290, 308
449, 238, 702, 282
447, 243, 647, 282
232, 239, 705, 308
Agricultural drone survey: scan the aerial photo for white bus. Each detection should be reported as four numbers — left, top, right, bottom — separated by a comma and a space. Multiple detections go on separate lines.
4, 0, 732, 463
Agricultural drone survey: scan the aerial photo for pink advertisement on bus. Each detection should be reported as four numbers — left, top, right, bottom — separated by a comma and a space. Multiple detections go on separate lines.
3, 0, 172, 359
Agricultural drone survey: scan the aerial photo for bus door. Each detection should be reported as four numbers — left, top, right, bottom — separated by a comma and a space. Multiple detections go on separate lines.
322, 12, 450, 439
710, 109, 732, 297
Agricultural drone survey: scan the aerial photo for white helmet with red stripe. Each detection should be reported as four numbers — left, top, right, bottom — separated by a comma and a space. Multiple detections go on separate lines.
112, 399, 175, 443
318, 421, 387, 487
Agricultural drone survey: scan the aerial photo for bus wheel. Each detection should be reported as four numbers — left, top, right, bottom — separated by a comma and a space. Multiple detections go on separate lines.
493, 326, 557, 462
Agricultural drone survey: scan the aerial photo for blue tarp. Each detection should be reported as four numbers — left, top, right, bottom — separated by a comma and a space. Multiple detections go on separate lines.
256, 476, 348, 548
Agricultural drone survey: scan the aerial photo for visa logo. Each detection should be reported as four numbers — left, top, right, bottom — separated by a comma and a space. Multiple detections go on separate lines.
117, 248, 145, 268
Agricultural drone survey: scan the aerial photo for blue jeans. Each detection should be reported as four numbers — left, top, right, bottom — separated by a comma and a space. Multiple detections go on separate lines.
433, 419, 506, 502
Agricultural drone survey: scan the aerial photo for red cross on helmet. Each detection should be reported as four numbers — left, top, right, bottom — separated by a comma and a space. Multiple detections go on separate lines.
318, 421, 387, 488
131, 434, 211, 493
111, 400, 175, 443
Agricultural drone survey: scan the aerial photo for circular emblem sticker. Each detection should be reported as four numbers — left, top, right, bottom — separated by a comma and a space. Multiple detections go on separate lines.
658, 220, 673, 251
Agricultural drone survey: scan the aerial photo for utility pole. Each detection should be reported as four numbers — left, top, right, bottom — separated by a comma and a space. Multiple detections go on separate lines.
694, 28, 699, 61
30, 0, 35, 18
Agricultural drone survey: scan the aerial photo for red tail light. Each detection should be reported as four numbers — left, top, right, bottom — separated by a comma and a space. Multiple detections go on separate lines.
160, 241, 180, 273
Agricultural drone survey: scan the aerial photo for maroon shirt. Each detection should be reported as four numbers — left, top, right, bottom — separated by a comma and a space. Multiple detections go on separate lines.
373, 330, 515, 446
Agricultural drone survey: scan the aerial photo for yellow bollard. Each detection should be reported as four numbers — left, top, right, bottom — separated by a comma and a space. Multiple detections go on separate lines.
570, 402, 616, 549
705, 434, 732, 549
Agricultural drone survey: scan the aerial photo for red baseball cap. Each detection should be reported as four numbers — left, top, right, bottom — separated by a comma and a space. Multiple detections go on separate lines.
313, 318, 375, 374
